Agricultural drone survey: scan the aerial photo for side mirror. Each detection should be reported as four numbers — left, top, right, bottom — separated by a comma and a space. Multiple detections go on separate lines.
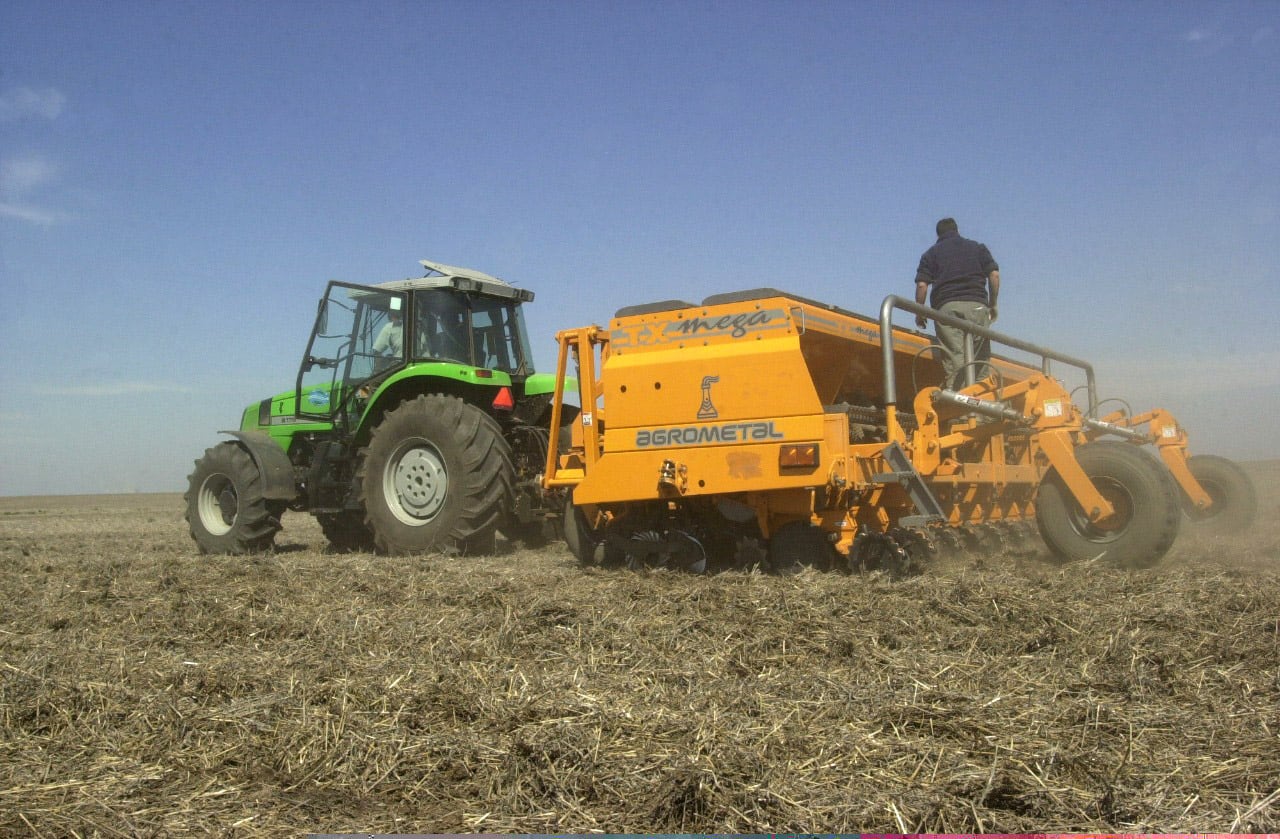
315, 299, 329, 334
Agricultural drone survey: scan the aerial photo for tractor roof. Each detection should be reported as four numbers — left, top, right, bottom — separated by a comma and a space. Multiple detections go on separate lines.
373, 259, 534, 302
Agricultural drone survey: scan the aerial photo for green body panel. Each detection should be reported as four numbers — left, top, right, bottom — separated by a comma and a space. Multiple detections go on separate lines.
239, 361, 518, 454
349, 362, 513, 437
239, 393, 333, 455
523, 372, 561, 397
378, 360, 513, 393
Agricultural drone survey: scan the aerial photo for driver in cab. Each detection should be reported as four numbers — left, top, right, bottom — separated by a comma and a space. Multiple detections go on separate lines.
373, 309, 403, 357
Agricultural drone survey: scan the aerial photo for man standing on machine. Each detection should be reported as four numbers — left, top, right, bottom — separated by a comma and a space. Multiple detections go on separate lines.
913, 217, 1001, 389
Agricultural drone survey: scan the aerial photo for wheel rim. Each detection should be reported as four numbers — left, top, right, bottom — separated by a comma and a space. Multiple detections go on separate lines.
1066, 475, 1134, 543
197, 473, 237, 536
383, 437, 448, 526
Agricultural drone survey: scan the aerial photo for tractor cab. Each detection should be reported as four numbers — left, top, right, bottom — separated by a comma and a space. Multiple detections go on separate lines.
296, 260, 537, 428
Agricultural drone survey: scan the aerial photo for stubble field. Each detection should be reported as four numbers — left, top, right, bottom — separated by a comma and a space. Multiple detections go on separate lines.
1, 463, 1278, 836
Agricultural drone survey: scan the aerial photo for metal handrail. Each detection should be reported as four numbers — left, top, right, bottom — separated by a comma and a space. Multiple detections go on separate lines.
878, 295, 1099, 417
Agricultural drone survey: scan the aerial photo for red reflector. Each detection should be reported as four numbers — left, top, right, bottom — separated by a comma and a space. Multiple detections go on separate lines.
492, 387, 515, 411
475, 369, 494, 378
779, 443, 818, 468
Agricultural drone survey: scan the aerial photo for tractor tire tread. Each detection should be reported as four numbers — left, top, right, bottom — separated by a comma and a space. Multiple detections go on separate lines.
358, 394, 513, 555
184, 441, 281, 555
1036, 441, 1180, 569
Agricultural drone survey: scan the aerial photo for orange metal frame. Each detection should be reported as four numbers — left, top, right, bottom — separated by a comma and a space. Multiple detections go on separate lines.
541, 291, 1157, 553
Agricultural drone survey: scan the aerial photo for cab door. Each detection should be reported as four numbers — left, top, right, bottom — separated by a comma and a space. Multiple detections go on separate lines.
296, 282, 407, 423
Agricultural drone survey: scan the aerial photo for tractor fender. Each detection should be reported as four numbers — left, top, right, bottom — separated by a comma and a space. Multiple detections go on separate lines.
522, 372, 559, 397
219, 430, 298, 502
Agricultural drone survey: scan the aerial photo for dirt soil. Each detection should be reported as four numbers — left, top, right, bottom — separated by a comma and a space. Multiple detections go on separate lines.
1, 463, 1278, 836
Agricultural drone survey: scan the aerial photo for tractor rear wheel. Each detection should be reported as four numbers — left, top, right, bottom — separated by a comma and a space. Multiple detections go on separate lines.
359, 394, 513, 555
185, 441, 283, 554
1183, 454, 1257, 535
1036, 441, 1180, 569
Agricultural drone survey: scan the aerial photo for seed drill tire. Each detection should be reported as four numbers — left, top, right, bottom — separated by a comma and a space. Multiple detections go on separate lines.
767, 521, 835, 575
562, 490, 599, 566
1036, 441, 1180, 569
359, 394, 513, 555
1183, 454, 1257, 535
185, 441, 283, 554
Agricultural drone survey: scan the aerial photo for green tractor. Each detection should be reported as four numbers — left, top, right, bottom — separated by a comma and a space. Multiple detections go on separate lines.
185, 260, 572, 555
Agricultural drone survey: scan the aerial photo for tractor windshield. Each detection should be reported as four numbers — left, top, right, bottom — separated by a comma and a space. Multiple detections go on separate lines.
412, 289, 534, 375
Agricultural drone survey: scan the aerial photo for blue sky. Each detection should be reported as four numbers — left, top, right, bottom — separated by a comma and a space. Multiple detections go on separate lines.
1, 1, 1277, 496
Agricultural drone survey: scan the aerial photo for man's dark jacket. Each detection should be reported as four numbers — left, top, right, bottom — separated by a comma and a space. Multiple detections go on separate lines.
915, 230, 999, 308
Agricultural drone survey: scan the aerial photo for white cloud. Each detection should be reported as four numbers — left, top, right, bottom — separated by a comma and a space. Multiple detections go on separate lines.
0, 155, 66, 226
0, 155, 58, 199
0, 202, 61, 225
1181, 24, 1234, 57
34, 382, 195, 397
0, 86, 66, 121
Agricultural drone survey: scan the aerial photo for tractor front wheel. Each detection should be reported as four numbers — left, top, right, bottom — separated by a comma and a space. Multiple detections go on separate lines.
1183, 454, 1257, 535
359, 395, 513, 555
185, 441, 283, 554
1036, 441, 1180, 569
